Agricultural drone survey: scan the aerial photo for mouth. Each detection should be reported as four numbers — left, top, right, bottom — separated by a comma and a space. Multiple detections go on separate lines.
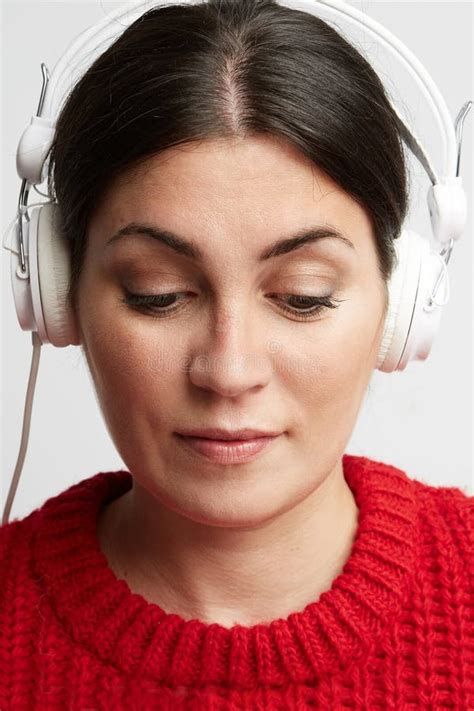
174, 433, 282, 464
176, 427, 283, 440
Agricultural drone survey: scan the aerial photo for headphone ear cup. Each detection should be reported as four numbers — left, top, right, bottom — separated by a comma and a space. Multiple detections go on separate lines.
34, 202, 82, 347
376, 229, 446, 372
376, 228, 414, 372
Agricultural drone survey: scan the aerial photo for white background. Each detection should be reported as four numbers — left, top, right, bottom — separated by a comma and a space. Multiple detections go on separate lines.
1, 0, 473, 523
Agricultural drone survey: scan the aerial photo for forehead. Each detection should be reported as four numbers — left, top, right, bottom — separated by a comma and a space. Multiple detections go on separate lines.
89, 135, 375, 257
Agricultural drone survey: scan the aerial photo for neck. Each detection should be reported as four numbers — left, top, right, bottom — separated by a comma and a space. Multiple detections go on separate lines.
97, 458, 359, 628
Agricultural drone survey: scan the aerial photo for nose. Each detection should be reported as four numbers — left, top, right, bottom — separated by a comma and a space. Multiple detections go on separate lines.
188, 300, 273, 398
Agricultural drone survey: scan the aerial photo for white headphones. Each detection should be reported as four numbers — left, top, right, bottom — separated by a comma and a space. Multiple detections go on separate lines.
1, 0, 471, 525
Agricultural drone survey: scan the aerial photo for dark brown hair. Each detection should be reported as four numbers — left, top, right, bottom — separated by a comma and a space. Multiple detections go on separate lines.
46, 0, 409, 311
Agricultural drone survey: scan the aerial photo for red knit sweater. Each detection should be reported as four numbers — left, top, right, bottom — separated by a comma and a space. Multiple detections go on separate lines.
1, 454, 472, 710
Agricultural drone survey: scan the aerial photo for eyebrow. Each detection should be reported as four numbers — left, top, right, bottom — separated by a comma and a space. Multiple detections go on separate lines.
105, 222, 355, 261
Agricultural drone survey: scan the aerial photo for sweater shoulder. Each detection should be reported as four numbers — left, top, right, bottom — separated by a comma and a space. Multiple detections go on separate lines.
0, 507, 39, 610
410, 474, 473, 559
0, 470, 128, 579
0, 473, 101, 585
0, 481, 65, 561
358, 455, 472, 560
0, 507, 38, 557
412, 475, 472, 523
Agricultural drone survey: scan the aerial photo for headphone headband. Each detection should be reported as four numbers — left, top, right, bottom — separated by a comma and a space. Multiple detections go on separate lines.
16, 0, 470, 249
17, 0, 458, 184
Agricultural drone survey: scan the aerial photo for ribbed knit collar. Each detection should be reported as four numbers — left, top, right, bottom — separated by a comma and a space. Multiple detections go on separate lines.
33, 454, 419, 688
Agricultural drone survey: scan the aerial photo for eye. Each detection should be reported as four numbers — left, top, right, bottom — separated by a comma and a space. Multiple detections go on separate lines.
121, 289, 344, 320
269, 293, 343, 320
121, 289, 186, 317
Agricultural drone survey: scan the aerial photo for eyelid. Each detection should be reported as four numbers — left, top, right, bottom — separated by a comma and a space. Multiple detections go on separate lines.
116, 263, 186, 281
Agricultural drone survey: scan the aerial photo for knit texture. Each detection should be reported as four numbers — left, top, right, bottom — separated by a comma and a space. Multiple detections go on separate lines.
0, 453, 472, 710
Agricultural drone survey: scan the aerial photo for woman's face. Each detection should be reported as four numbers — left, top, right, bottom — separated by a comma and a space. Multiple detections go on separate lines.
77, 134, 387, 527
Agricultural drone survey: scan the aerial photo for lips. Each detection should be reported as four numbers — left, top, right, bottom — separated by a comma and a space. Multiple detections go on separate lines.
176, 427, 282, 440
175, 432, 281, 464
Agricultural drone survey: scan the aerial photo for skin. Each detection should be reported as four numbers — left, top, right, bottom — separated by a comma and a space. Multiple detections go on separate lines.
75, 133, 388, 629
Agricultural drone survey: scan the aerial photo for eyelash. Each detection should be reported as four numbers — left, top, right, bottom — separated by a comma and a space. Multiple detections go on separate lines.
121, 289, 343, 320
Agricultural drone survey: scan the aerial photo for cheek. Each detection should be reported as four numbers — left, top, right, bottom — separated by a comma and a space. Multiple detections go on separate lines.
78, 294, 172, 426
81, 326, 182, 462
86, 328, 179, 407
284, 284, 383, 415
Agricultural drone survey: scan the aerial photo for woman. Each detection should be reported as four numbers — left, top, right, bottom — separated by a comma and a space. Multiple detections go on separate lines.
1, 0, 472, 708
